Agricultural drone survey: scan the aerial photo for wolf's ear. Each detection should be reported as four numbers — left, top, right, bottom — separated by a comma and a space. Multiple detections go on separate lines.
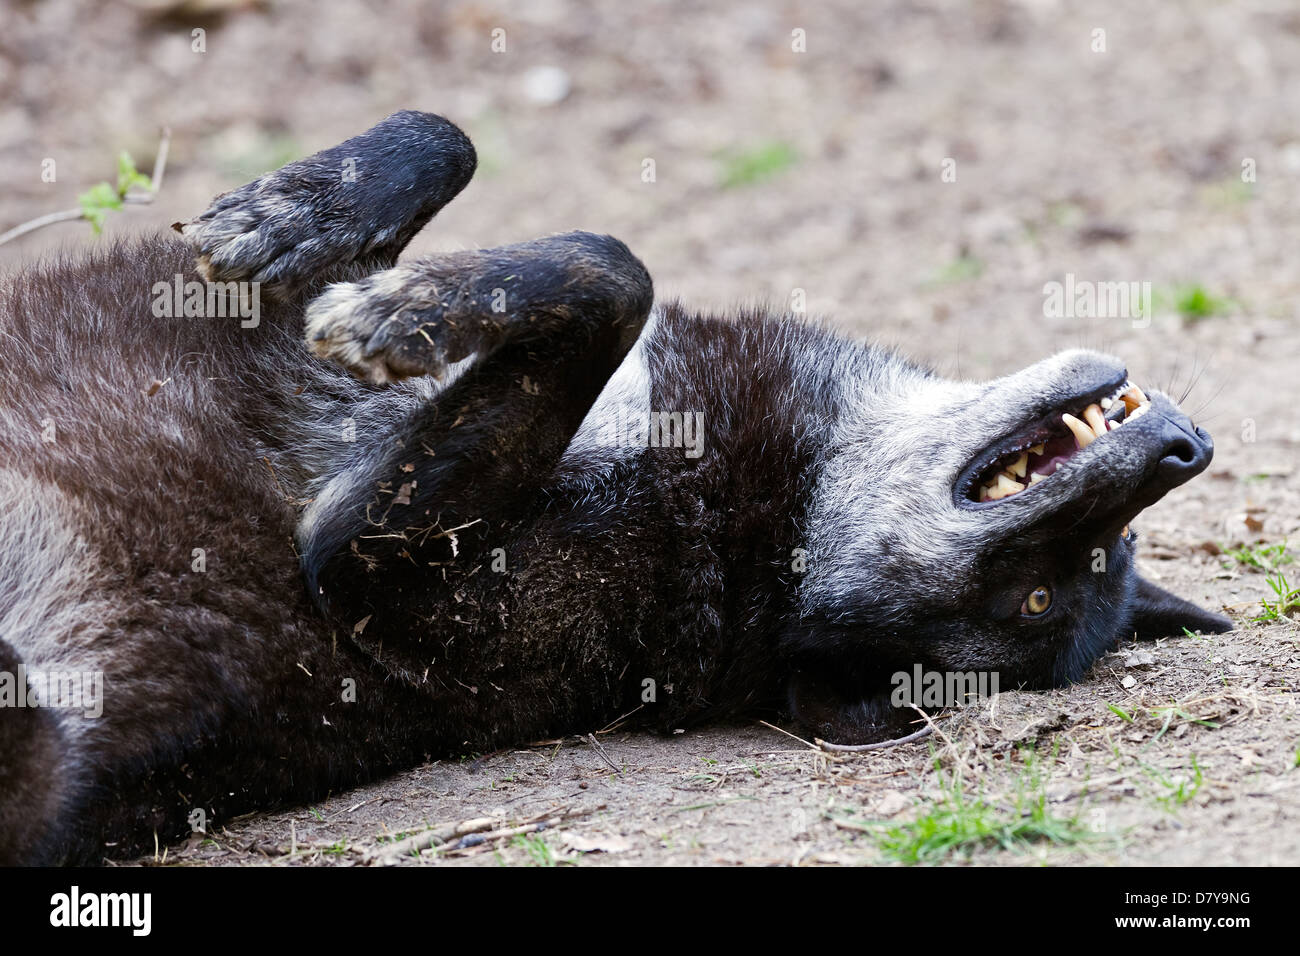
1128, 576, 1232, 640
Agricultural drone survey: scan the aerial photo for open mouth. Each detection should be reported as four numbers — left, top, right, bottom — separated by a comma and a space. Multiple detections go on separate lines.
965, 382, 1153, 504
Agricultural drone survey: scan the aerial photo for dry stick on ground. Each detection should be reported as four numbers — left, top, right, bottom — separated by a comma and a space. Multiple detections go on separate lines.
364, 806, 597, 866
817, 722, 936, 753
595, 703, 644, 734
757, 719, 818, 750
758, 715, 937, 754
365, 815, 508, 864
586, 732, 623, 775
0, 126, 171, 247
438, 816, 577, 858
906, 703, 980, 778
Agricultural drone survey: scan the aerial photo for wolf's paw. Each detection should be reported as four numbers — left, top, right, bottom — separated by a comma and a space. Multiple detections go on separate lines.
177, 112, 477, 301
176, 173, 369, 299
304, 267, 466, 385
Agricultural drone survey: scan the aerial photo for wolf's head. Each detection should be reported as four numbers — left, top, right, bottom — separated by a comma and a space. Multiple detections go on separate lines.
788, 347, 1231, 741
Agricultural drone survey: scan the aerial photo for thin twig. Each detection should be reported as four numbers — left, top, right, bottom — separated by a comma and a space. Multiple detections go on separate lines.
150, 126, 170, 192
0, 126, 171, 247
757, 719, 818, 750
366, 815, 501, 864
439, 817, 566, 856
123, 125, 171, 204
586, 732, 623, 775
0, 209, 84, 247
817, 722, 935, 753
907, 703, 977, 777
596, 703, 644, 734
364, 805, 595, 865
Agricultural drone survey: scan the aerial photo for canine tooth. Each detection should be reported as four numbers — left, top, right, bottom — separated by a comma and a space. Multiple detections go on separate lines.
1120, 384, 1148, 412
1008, 452, 1029, 478
1029, 472, 1046, 484
1029, 443, 1044, 456
1062, 413, 1096, 449
987, 473, 1025, 499
1082, 403, 1107, 437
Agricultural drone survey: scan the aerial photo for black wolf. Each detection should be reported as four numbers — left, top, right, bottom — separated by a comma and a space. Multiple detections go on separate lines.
0, 112, 1229, 864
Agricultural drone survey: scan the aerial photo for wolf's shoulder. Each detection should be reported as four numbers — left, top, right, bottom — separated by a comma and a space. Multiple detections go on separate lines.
641, 299, 930, 424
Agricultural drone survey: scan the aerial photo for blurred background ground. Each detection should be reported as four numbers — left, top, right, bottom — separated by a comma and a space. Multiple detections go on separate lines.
2, 0, 1297, 866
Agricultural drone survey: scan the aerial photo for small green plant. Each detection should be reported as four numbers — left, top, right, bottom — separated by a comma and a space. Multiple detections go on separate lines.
1142, 756, 1203, 810
323, 839, 348, 856
77, 152, 154, 234
512, 833, 559, 867
1224, 540, 1291, 573
1107, 703, 1135, 723
1173, 285, 1230, 321
718, 141, 798, 188
862, 761, 1090, 864
1203, 178, 1255, 207
929, 255, 984, 286
1148, 704, 1219, 742
1255, 569, 1300, 622
1, 132, 169, 249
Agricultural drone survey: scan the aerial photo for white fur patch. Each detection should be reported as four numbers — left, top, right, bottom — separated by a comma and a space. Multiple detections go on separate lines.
0, 471, 114, 738
555, 307, 658, 483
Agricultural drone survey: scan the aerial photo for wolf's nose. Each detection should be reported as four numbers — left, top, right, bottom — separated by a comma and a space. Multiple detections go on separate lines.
1155, 419, 1213, 486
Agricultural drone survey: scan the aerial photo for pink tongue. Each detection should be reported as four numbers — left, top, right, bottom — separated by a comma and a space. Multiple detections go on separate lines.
1036, 455, 1072, 476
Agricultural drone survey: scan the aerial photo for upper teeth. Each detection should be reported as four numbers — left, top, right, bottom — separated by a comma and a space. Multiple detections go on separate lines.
1062, 412, 1097, 449
1082, 404, 1108, 436
976, 383, 1152, 503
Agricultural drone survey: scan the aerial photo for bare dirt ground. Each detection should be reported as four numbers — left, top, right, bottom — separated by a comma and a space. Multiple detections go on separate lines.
2, 0, 1298, 866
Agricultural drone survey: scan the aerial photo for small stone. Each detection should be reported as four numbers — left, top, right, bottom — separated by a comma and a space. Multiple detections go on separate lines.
522, 66, 571, 105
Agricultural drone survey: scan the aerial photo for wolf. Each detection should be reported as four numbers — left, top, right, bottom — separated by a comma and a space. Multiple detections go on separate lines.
0, 111, 1230, 864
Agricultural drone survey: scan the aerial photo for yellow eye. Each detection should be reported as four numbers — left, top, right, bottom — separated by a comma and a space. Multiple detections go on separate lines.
1022, 586, 1052, 616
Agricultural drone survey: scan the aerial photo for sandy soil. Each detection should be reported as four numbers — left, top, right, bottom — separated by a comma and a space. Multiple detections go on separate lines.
2, 0, 1297, 866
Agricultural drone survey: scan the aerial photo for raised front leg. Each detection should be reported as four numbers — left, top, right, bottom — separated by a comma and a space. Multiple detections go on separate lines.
297, 231, 653, 676
177, 110, 476, 299
304, 231, 650, 383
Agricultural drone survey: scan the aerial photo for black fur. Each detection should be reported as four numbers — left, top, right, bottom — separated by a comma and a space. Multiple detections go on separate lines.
0, 112, 1231, 864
